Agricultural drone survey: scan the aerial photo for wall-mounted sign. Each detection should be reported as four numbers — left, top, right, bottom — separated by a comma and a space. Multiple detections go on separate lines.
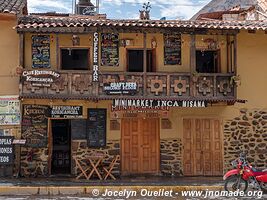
22, 70, 60, 87
93, 32, 99, 82
22, 105, 50, 148
0, 96, 20, 125
104, 82, 137, 95
32, 35, 50, 68
0, 136, 14, 165
51, 106, 83, 119
164, 34, 181, 65
101, 33, 119, 66
112, 99, 207, 109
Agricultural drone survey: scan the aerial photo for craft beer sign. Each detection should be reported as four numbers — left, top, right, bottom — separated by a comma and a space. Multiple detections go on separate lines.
0, 136, 14, 165
93, 32, 99, 82
104, 82, 137, 95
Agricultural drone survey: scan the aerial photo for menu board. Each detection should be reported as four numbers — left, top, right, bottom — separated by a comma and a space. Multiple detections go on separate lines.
164, 34, 181, 65
87, 109, 106, 147
0, 136, 14, 165
21, 105, 50, 148
0, 96, 20, 125
71, 119, 87, 139
32, 35, 50, 68
101, 33, 119, 66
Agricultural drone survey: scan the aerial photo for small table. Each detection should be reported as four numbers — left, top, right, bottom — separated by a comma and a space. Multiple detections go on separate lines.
87, 155, 105, 180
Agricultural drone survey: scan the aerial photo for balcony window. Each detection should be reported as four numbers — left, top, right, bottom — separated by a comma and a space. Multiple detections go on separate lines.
61, 48, 89, 70
196, 50, 220, 73
127, 49, 155, 72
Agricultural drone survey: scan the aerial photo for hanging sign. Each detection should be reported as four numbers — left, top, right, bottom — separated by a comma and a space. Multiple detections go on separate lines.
93, 32, 99, 82
0, 136, 14, 165
32, 35, 50, 68
51, 106, 83, 118
101, 33, 119, 66
104, 82, 137, 95
112, 99, 208, 109
0, 96, 20, 125
22, 70, 60, 87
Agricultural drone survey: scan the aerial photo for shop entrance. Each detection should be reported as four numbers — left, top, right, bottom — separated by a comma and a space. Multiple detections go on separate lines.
121, 118, 160, 175
183, 118, 223, 176
51, 119, 71, 175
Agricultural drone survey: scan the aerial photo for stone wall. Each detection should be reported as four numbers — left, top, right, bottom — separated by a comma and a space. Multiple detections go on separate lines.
72, 140, 120, 177
160, 139, 183, 176
224, 109, 267, 172
20, 147, 49, 177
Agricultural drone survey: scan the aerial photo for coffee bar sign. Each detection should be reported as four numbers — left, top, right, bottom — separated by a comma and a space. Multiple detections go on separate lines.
104, 82, 137, 95
51, 106, 83, 118
22, 70, 60, 87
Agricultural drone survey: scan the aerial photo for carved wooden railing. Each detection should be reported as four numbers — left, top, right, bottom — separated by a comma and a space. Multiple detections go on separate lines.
20, 71, 236, 100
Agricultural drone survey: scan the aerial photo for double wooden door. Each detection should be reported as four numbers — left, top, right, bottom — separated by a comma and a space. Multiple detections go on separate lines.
121, 118, 160, 174
183, 119, 223, 176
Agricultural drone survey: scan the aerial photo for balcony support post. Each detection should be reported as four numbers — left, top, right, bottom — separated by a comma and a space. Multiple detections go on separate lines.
233, 34, 237, 74
56, 33, 59, 70
19, 33, 24, 68
190, 34, 196, 72
143, 32, 147, 96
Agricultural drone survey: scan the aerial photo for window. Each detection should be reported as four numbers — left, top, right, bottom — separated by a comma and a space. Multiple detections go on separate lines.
127, 50, 155, 72
196, 50, 220, 73
61, 48, 89, 70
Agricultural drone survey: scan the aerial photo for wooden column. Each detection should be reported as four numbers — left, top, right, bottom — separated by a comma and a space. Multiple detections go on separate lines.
226, 35, 230, 73
233, 34, 237, 74
19, 33, 25, 67
143, 32, 147, 96
56, 34, 59, 70
190, 34, 196, 72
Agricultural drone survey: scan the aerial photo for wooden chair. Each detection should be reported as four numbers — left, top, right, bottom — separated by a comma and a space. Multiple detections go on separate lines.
73, 156, 91, 179
103, 155, 120, 180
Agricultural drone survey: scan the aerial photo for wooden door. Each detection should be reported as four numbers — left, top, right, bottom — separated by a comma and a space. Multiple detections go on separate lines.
121, 118, 160, 174
183, 119, 222, 176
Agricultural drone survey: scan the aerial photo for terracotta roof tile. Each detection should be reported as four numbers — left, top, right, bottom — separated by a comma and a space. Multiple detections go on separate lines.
16, 15, 267, 31
0, 0, 27, 15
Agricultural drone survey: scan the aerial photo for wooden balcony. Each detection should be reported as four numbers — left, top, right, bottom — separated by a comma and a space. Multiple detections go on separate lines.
20, 71, 237, 102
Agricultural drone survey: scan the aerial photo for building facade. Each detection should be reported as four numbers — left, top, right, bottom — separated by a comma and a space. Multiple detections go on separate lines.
0, 0, 27, 176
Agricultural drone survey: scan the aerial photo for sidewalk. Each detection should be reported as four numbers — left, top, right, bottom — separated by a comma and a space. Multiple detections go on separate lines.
0, 176, 224, 196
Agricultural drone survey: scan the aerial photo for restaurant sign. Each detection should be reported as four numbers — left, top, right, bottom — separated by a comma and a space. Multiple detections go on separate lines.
0, 136, 14, 165
112, 99, 208, 108
104, 82, 137, 95
22, 70, 60, 87
51, 106, 83, 118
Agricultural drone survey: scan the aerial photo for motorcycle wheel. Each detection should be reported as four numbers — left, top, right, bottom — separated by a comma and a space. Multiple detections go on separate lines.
260, 182, 267, 193
224, 175, 248, 192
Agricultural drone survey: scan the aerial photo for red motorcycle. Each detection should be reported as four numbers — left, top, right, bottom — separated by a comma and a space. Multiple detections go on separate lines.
223, 152, 267, 192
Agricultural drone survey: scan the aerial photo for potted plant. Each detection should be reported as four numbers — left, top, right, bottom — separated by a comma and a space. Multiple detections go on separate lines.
230, 75, 241, 86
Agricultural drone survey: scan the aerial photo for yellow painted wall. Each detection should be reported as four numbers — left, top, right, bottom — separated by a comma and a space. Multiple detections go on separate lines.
0, 19, 19, 95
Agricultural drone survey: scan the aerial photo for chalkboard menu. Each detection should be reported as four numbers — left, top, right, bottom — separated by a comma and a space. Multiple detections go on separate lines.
32, 35, 50, 68
87, 109, 106, 147
164, 34, 181, 65
21, 105, 50, 148
71, 119, 87, 139
0, 136, 14, 165
101, 33, 119, 66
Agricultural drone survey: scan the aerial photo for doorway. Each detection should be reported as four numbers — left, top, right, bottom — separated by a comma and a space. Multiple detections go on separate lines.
196, 50, 220, 73
127, 49, 155, 72
51, 119, 71, 175
121, 118, 160, 175
183, 118, 223, 176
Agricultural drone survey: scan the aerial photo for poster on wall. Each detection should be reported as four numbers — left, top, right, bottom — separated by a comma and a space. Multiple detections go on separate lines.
21, 105, 50, 148
101, 33, 119, 66
0, 96, 20, 125
164, 34, 181, 65
32, 35, 50, 68
0, 136, 14, 165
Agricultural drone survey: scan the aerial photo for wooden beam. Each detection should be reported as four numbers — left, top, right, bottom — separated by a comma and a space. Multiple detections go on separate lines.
19, 33, 25, 67
56, 33, 59, 70
190, 34, 196, 72
143, 32, 147, 96
233, 34, 237, 74
226, 35, 230, 73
